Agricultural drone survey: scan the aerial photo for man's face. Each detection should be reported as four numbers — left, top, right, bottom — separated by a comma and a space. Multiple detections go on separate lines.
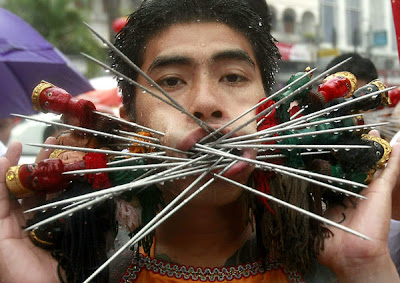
58, 151, 86, 164
132, 22, 266, 205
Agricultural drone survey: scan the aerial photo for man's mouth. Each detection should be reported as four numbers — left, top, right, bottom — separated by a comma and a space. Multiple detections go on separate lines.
177, 127, 256, 179
221, 147, 255, 179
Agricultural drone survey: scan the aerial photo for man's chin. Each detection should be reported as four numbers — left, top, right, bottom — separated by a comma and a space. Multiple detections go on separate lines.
160, 179, 246, 207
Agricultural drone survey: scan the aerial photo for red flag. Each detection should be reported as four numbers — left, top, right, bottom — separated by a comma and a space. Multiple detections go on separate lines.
392, 0, 400, 61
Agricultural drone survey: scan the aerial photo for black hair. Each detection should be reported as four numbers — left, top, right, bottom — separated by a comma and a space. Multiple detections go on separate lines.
325, 53, 378, 83
245, 0, 271, 21
26, 182, 116, 283
111, 0, 280, 119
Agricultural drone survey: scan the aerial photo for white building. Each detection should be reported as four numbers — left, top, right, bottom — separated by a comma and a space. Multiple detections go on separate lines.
267, 0, 400, 85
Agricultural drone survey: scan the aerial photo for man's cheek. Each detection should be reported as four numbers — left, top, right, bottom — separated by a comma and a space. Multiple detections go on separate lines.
142, 110, 167, 131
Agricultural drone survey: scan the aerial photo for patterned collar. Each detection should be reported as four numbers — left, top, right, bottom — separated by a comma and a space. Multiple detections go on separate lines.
120, 253, 304, 282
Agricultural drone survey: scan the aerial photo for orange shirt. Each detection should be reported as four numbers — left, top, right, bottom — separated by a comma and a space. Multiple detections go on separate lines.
119, 241, 304, 283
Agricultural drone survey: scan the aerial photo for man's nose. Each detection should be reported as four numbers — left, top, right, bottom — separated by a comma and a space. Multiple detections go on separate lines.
188, 81, 225, 121
194, 109, 222, 120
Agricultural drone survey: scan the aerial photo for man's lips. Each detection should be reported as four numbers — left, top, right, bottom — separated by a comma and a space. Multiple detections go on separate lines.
176, 126, 257, 178
222, 148, 255, 178
176, 125, 235, 153
176, 127, 211, 152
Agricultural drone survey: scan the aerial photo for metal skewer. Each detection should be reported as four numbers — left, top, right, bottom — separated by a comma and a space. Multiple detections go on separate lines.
114, 129, 160, 143
223, 113, 365, 144
213, 174, 371, 240
94, 111, 164, 136
26, 143, 189, 162
62, 162, 188, 175
198, 67, 316, 143
82, 157, 236, 283
24, 154, 212, 213
262, 87, 396, 135
208, 58, 355, 144
227, 122, 387, 145
216, 144, 371, 150
194, 144, 367, 190
24, 156, 227, 231
13, 113, 187, 155
219, 87, 394, 146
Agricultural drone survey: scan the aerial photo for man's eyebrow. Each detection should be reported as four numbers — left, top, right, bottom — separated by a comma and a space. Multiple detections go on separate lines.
148, 56, 193, 73
211, 50, 255, 69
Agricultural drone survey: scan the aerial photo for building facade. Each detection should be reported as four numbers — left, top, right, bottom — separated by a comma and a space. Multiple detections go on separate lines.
1, 0, 398, 85
268, 0, 400, 86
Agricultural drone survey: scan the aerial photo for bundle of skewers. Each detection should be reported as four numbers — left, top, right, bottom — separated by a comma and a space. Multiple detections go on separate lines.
5, 25, 399, 282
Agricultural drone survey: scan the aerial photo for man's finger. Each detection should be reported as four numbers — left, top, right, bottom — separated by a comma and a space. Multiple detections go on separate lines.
4, 142, 22, 166
368, 129, 381, 138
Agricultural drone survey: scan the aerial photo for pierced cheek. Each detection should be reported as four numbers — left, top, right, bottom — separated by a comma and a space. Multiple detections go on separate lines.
159, 135, 169, 148
138, 111, 144, 119
135, 109, 145, 123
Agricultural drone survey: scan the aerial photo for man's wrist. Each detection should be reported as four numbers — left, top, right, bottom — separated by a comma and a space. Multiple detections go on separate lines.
335, 255, 399, 283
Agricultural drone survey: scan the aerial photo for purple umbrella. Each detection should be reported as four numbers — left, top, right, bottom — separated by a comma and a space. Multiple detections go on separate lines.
0, 8, 94, 119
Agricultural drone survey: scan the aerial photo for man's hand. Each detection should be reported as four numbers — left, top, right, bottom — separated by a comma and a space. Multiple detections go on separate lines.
0, 139, 61, 283
319, 142, 400, 282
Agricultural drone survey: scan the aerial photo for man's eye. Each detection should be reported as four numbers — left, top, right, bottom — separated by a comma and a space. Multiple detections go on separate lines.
221, 74, 247, 83
159, 77, 183, 87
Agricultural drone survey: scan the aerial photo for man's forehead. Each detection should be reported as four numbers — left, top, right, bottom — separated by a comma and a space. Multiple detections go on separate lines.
143, 22, 258, 65
147, 49, 256, 73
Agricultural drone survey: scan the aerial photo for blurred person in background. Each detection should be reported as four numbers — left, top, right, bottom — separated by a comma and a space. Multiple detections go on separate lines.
325, 52, 378, 88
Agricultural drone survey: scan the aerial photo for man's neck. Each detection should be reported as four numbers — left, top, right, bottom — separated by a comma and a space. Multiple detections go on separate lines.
155, 193, 255, 267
